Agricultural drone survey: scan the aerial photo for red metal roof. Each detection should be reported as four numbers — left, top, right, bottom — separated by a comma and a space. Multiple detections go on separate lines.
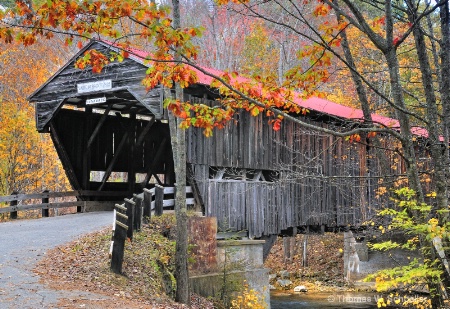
103, 40, 434, 137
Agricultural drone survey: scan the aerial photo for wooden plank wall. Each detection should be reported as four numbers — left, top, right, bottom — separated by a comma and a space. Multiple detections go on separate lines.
186, 96, 402, 237
30, 42, 162, 119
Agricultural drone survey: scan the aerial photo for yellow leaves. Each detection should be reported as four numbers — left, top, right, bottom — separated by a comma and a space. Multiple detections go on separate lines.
250, 106, 263, 117
376, 186, 387, 198
426, 191, 436, 198
377, 297, 387, 308
230, 284, 267, 309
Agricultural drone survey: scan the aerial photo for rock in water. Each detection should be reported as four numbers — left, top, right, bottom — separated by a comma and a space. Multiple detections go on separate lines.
294, 285, 308, 293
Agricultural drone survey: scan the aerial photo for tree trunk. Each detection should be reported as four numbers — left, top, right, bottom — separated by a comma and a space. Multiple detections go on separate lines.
405, 4, 450, 304
406, 0, 448, 214
439, 1, 450, 181
170, 0, 190, 304
383, 49, 424, 201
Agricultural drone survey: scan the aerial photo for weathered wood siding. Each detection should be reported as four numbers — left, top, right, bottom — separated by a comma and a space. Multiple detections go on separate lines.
186, 97, 399, 237
30, 41, 162, 123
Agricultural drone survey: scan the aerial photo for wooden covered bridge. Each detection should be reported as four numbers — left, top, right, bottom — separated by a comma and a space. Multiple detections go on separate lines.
28, 40, 402, 238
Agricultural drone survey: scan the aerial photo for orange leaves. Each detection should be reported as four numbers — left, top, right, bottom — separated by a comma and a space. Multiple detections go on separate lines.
74, 49, 109, 73
368, 131, 377, 138
142, 61, 198, 91
0, 40, 70, 194
346, 134, 361, 143
165, 98, 234, 137
313, 3, 330, 17
345, 132, 377, 144
121, 2, 133, 16
0, 29, 13, 44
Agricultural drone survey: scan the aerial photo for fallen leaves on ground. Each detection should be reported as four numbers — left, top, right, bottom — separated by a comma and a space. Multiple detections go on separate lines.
34, 215, 214, 309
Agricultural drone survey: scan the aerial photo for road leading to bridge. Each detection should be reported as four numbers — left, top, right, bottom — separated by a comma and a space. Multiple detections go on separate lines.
0, 212, 113, 308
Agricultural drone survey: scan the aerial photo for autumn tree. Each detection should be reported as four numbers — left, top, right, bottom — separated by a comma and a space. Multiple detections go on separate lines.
0, 40, 70, 196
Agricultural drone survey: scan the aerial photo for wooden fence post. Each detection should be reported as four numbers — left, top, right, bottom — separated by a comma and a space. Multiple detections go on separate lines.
133, 194, 142, 231
42, 190, 49, 217
143, 188, 152, 222
10, 191, 18, 219
125, 198, 135, 240
111, 204, 128, 274
155, 185, 164, 216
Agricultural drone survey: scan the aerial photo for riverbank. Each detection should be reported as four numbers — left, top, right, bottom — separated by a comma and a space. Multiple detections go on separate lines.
264, 233, 353, 293
32, 216, 367, 308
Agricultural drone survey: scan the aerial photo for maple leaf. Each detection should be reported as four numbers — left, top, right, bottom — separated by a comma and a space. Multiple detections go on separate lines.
250, 106, 260, 117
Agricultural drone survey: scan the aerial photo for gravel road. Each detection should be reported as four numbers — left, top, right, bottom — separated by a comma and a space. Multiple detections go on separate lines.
0, 212, 113, 309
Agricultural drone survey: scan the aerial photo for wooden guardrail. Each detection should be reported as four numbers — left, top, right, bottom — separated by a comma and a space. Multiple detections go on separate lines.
110, 185, 195, 273
0, 190, 128, 218
142, 185, 195, 217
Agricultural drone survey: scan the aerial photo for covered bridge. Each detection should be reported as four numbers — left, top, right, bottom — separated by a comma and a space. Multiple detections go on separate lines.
29, 40, 402, 238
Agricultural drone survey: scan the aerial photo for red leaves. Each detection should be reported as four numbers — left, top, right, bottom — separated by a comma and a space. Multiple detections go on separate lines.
272, 118, 282, 131
393, 37, 400, 47
372, 16, 386, 27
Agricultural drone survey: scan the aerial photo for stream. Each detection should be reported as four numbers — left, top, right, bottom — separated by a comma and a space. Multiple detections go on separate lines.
270, 291, 379, 308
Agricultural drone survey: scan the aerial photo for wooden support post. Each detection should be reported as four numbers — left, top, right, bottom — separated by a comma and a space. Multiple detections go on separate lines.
98, 131, 129, 191
49, 123, 81, 191
111, 204, 128, 274
155, 185, 164, 216
187, 163, 204, 212
42, 190, 49, 217
133, 194, 142, 231
128, 112, 136, 195
83, 106, 93, 190
10, 191, 18, 219
125, 198, 135, 240
136, 117, 155, 146
142, 138, 167, 187
143, 188, 153, 222
87, 105, 112, 149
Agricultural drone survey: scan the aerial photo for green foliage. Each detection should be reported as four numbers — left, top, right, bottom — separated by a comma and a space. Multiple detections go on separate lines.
0, 0, 15, 9
365, 187, 448, 306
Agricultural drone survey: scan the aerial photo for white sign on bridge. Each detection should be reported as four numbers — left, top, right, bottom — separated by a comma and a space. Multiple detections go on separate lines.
86, 97, 107, 105
77, 80, 112, 94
